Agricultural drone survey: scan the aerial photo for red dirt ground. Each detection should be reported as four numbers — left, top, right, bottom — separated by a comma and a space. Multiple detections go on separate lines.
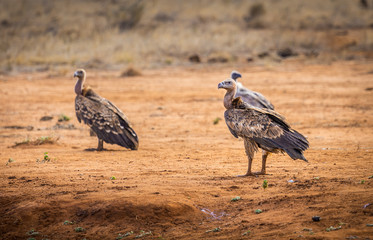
0, 61, 372, 239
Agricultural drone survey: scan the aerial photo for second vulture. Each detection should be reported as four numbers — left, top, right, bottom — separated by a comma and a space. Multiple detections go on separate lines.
218, 78, 308, 176
74, 69, 138, 151
230, 70, 274, 110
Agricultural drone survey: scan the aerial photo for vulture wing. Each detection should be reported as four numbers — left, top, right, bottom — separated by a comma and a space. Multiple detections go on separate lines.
224, 106, 308, 161
236, 88, 274, 110
75, 88, 138, 150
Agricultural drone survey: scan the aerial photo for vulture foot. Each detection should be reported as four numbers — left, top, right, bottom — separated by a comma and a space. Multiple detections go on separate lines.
236, 171, 267, 177
236, 172, 256, 177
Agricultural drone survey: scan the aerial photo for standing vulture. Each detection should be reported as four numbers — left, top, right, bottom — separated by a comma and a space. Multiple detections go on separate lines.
230, 70, 275, 166
230, 70, 274, 110
218, 78, 308, 176
74, 69, 138, 151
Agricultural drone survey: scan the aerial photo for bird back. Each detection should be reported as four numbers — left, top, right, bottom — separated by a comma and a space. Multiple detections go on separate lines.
75, 87, 139, 150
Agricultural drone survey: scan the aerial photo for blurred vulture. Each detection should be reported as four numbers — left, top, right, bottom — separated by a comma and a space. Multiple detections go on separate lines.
74, 69, 138, 151
230, 70, 274, 110
218, 78, 308, 176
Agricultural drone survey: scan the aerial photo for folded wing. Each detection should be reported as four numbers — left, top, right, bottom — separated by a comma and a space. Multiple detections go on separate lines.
75, 88, 138, 150
224, 105, 308, 161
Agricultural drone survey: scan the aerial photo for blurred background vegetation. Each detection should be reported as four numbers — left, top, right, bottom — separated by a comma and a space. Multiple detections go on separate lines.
0, 0, 372, 73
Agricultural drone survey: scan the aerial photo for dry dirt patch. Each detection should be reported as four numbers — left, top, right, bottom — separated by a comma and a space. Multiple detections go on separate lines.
0, 61, 372, 239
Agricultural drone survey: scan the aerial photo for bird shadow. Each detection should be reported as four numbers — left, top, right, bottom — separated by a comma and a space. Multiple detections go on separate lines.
84, 148, 123, 152
208, 173, 273, 182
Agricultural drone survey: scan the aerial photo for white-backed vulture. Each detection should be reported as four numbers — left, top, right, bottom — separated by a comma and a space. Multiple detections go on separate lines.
218, 78, 308, 176
74, 69, 138, 151
230, 70, 274, 110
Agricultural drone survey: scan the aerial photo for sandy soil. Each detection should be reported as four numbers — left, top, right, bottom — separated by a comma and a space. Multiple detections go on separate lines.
0, 61, 372, 239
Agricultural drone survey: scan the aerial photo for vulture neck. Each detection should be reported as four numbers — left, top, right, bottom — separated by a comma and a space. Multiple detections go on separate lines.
223, 87, 237, 110
75, 76, 85, 95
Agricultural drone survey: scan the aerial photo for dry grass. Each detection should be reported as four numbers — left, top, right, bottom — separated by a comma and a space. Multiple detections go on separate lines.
0, 0, 372, 72
12, 136, 60, 148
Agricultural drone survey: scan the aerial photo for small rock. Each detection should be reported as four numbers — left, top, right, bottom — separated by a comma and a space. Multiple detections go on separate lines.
312, 216, 321, 222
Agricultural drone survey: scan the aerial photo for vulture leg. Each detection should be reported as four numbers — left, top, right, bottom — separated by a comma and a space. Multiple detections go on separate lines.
97, 138, 104, 151
253, 150, 269, 175
237, 138, 257, 177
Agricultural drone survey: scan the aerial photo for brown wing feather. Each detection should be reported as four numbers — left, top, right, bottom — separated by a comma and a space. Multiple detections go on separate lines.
224, 105, 309, 160
224, 108, 284, 139
75, 88, 138, 150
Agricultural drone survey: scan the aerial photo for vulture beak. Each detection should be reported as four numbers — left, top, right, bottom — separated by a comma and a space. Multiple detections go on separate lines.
73, 72, 78, 78
218, 82, 225, 89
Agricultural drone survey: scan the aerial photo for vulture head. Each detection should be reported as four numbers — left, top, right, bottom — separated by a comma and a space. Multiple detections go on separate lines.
230, 70, 242, 81
74, 69, 87, 95
218, 78, 236, 91
74, 69, 86, 79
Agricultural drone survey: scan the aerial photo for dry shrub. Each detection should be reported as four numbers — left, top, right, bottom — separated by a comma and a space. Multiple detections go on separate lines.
249, 3, 266, 19
244, 3, 266, 29
153, 12, 174, 22
82, 58, 107, 69
277, 48, 298, 58
115, 2, 144, 31
208, 56, 229, 63
1, 0, 373, 70
189, 54, 201, 63
13, 136, 60, 148
121, 67, 142, 77
207, 52, 232, 63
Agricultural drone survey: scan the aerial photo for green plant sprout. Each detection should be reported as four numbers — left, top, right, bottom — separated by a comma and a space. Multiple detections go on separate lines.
231, 196, 241, 202
206, 227, 221, 233
255, 209, 263, 214
6, 158, 15, 166
74, 227, 85, 232
263, 179, 268, 190
58, 114, 71, 122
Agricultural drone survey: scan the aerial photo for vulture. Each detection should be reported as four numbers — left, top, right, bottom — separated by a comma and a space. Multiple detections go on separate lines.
74, 69, 138, 151
218, 78, 308, 176
230, 70, 276, 166
230, 70, 274, 110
